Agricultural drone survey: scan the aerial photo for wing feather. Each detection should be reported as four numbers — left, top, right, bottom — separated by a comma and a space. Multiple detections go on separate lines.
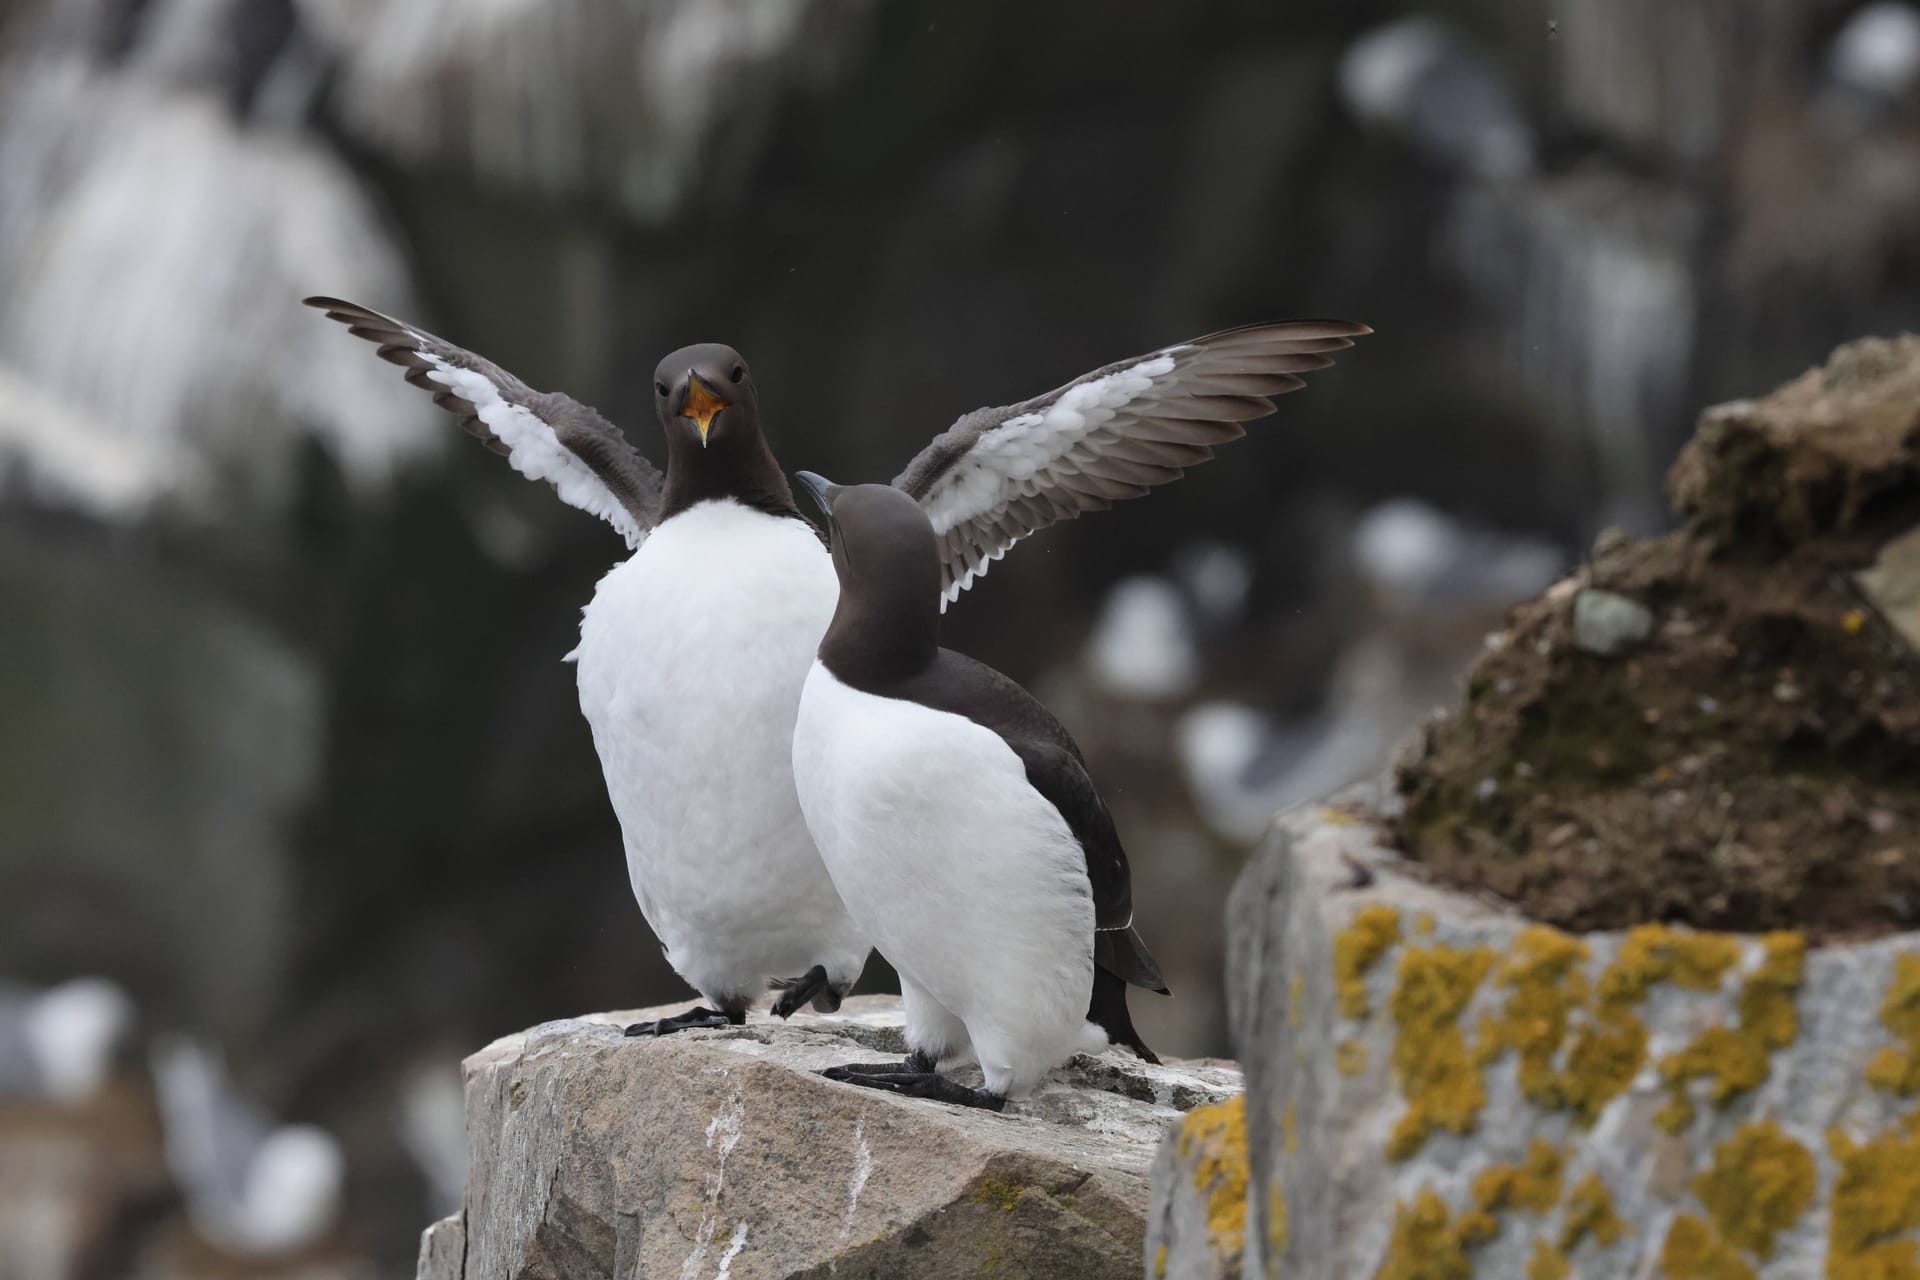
894, 317, 1368, 607
305, 297, 662, 546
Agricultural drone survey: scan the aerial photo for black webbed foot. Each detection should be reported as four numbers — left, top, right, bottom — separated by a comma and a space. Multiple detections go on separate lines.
769, 965, 830, 1019
819, 1062, 1004, 1111
823, 1050, 937, 1076
623, 1006, 745, 1036
829, 1059, 940, 1074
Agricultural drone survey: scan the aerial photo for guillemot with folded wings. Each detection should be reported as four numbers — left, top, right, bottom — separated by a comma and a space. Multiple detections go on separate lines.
305, 295, 1368, 1036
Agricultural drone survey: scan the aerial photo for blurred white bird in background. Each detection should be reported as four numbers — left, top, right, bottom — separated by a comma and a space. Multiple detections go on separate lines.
0, 976, 134, 1104
397, 1059, 468, 1218
1178, 498, 1564, 841
1087, 541, 1253, 701
1339, 16, 1536, 181
1829, 2, 1920, 102
150, 1035, 344, 1256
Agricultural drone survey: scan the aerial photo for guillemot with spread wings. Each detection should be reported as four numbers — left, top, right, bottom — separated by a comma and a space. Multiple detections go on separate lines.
305, 295, 1368, 1034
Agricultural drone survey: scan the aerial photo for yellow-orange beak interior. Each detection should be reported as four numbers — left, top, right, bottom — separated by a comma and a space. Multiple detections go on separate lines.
682, 372, 727, 442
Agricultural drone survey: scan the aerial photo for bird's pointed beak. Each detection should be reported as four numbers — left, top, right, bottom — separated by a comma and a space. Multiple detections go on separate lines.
680, 370, 726, 447
793, 471, 840, 517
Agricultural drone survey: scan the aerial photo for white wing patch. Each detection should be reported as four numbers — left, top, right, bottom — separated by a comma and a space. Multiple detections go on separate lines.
921, 353, 1176, 541
939, 536, 1019, 610
923, 352, 1176, 609
421, 355, 647, 549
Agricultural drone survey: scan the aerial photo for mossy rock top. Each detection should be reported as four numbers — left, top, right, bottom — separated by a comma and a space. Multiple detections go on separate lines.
1393, 336, 1920, 936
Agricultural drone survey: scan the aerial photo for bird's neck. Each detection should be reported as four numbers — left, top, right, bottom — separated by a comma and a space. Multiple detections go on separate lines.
819, 591, 941, 692
660, 420, 799, 522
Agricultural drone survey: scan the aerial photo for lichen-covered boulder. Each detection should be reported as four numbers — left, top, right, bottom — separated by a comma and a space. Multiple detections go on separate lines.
1170, 336, 1920, 1278
1223, 798, 1920, 1280
417, 996, 1238, 1280
1145, 1094, 1248, 1280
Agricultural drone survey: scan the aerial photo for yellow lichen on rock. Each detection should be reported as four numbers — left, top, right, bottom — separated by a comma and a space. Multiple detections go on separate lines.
1369, 1148, 1565, 1279
1558, 1172, 1625, 1251
1478, 925, 1591, 1107
1477, 922, 1730, 1129
1825, 959, 1920, 1278
1526, 1238, 1571, 1280
1657, 935, 1808, 1132
1336, 904, 1403, 1018
1282, 1101, 1297, 1155
1552, 924, 1738, 1128
1661, 1214, 1759, 1280
1387, 944, 1495, 1159
1471, 1138, 1564, 1216
1559, 1004, 1647, 1126
1337, 1039, 1370, 1075
1372, 1188, 1473, 1280
1827, 1113, 1920, 1280
1867, 953, 1920, 1096
1178, 1094, 1249, 1258
1738, 932, 1806, 1050
1267, 1183, 1288, 1255
1600, 924, 1740, 1003
1288, 971, 1304, 1031
1656, 1027, 1770, 1133
1692, 1121, 1815, 1259
1452, 1207, 1499, 1249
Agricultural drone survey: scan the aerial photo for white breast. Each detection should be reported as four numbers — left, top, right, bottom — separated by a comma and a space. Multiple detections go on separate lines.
792, 663, 1096, 1098
571, 500, 868, 1004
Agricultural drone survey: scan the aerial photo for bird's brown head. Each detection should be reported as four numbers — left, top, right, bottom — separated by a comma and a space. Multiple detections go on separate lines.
795, 473, 943, 679
653, 344, 757, 449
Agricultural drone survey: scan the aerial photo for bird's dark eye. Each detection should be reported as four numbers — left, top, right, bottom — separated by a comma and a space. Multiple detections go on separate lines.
655, 381, 668, 397
729, 365, 745, 384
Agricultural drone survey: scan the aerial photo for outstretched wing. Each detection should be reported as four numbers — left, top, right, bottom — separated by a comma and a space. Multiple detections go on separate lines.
304, 297, 662, 548
893, 320, 1370, 607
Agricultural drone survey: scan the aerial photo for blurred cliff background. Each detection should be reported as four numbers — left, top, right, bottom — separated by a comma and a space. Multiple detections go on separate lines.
1, 0, 1916, 1274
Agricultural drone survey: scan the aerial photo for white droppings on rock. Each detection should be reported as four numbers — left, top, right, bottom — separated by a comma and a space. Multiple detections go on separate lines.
714, 1221, 749, 1277
841, 1119, 872, 1239
682, 1095, 746, 1280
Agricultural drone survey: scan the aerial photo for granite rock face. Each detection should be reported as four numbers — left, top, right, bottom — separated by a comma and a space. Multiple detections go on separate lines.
418, 996, 1237, 1280
1200, 797, 1920, 1280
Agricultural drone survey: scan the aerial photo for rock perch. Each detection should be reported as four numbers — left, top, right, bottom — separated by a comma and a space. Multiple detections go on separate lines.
416, 996, 1237, 1280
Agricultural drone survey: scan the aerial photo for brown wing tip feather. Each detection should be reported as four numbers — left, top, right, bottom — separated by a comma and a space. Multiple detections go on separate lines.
1197, 318, 1372, 345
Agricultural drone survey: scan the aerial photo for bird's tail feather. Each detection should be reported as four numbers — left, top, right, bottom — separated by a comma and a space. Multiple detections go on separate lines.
1087, 966, 1159, 1064
1095, 926, 1170, 995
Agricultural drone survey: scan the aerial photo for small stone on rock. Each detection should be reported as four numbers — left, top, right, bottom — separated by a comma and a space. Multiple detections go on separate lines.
1572, 589, 1653, 657
1855, 523, 1920, 653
